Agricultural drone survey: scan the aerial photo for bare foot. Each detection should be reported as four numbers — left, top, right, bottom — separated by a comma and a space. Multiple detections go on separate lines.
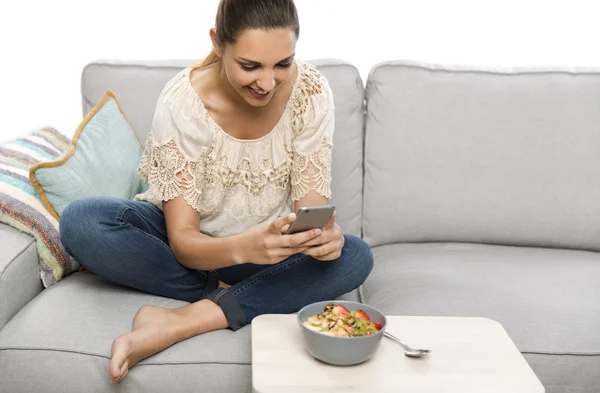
109, 300, 229, 384
109, 305, 182, 384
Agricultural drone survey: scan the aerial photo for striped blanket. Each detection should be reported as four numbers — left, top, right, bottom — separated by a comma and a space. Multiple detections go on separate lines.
0, 127, 79, 287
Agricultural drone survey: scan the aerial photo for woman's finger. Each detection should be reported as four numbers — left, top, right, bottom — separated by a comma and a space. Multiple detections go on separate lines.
281, 227, 322, 247
302, 242, 334, 258
323, 211, 337, 230
279, 246, 311, 257
270, 213, 296, 234
297, 230, 334, 247
314, 250, 341, 261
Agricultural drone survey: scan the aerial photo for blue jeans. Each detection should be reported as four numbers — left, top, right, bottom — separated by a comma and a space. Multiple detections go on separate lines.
59, 197, 374, 330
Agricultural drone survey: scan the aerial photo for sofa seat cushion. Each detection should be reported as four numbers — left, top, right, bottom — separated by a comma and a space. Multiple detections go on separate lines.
0, 272, 251, 393
362, 242, 600, 392
0, 270, 360, 393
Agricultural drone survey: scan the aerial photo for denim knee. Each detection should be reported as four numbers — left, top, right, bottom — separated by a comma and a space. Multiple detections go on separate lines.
341, 234, 374, 289
60, 197, 113, 254
60, 199, 87, 253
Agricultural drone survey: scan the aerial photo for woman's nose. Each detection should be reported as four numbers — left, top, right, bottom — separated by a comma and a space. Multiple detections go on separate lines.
257, 70, 276, 92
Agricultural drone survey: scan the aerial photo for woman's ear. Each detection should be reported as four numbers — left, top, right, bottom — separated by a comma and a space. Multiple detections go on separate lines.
209, 28, 223, 57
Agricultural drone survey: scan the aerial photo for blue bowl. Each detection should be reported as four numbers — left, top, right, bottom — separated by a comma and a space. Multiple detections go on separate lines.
297, 300, 387, 366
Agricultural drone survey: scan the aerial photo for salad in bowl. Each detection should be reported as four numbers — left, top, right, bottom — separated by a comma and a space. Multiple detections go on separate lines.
297, 300, 387, 365
303, 303, 383, 337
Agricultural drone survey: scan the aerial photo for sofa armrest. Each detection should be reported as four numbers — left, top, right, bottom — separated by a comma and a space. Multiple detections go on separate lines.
0, 224, 43, 330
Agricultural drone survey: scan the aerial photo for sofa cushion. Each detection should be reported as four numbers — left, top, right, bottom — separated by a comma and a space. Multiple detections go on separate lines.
362, 242, 600, 392
0, 273, 252, 393
0, 271, 360, 393
0, 127, 78, 286
81, 59, 365, 236
81, 60, 192, 143
314, 60, 365, 236
364, 60, 600, 249
30, 90, 147, 220
524, 353, 600, 393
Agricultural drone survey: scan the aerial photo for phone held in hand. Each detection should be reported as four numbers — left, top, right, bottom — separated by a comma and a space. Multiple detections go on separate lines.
285, 205, 335, 235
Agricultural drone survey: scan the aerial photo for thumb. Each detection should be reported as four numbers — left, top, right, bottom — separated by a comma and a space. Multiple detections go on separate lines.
324, 211, 336, 230
271, 212, 296, 233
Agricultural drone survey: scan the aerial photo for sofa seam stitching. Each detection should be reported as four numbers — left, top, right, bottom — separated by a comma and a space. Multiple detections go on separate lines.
0, 347, 252, 364
521, 350, 600, 356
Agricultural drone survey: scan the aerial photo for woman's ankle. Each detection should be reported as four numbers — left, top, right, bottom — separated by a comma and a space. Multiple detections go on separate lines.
174, 299, 229, 338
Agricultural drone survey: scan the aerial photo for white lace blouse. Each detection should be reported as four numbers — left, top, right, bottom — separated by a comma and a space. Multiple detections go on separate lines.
134, 60, 335, 238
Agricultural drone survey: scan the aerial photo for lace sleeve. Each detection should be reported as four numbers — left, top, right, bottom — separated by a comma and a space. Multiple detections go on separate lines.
136, 96, 209, 212
290, 69, 335, 201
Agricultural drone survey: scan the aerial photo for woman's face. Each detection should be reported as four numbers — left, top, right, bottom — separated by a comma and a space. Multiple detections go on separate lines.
216, 28, 297, 108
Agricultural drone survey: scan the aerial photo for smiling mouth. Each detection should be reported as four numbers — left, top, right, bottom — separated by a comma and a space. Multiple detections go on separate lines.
247, 86, 272, 99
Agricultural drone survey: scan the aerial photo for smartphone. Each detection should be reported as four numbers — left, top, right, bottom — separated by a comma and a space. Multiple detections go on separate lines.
285, 205, 335, 235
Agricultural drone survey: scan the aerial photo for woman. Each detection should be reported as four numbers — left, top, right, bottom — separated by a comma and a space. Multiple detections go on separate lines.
60, 0, 373, 384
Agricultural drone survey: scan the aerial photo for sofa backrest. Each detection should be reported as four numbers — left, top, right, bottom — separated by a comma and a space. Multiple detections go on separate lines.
81, 59, 365, 236
363, 60, 600, 251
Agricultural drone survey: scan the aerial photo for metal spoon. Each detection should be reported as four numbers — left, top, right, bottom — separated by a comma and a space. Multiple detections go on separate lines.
383, 331, 431, 358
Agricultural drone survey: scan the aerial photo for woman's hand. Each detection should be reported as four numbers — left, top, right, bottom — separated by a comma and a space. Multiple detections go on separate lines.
297, 212, 345, 261
236, 213, 323, 265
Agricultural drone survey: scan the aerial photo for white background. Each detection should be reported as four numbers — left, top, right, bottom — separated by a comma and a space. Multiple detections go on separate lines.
1, 0, 598, 142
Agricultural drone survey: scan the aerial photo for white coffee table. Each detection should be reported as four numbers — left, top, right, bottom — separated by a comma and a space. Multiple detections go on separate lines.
252, 314, 544, 392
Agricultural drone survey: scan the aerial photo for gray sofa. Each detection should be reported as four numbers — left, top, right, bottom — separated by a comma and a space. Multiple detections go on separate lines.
1, 58, 599, 393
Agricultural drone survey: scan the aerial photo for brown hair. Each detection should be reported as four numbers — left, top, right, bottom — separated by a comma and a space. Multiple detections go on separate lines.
195, 0, 300, 68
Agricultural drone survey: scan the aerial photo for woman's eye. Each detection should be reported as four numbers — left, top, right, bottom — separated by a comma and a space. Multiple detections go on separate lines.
241, 63, 292, 71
